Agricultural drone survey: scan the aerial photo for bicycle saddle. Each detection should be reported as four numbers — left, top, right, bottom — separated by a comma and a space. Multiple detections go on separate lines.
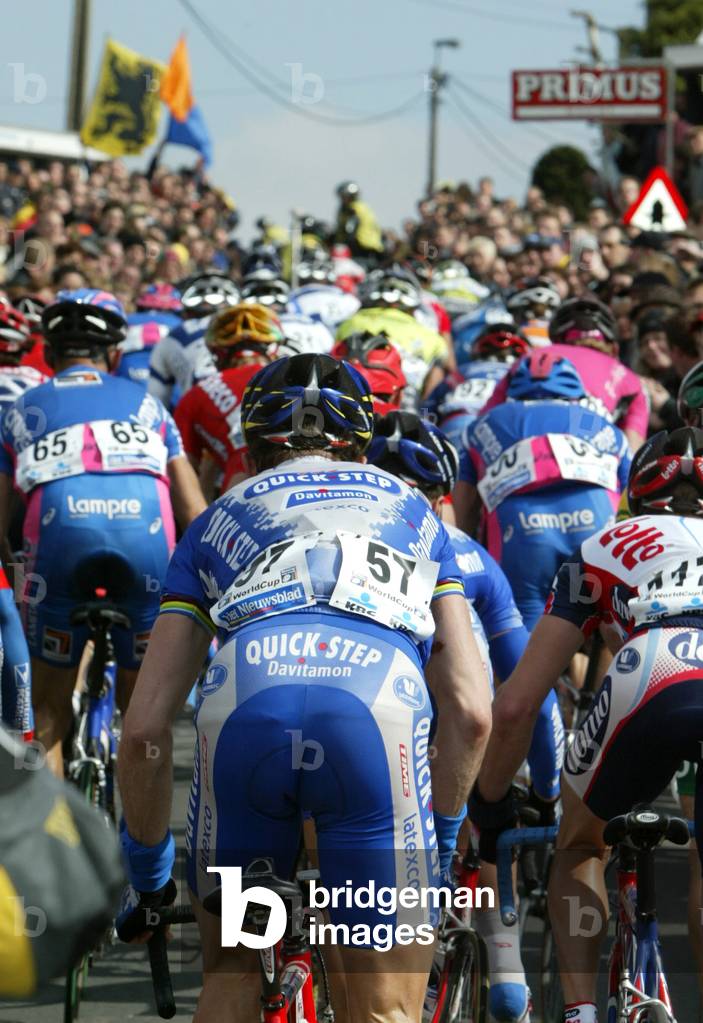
603, 805, 690, 850
202, 858, 309, 918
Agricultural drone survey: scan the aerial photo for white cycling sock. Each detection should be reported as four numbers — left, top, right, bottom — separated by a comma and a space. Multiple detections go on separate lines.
473, 905, 528, 1021
564, 1002, 598, 1023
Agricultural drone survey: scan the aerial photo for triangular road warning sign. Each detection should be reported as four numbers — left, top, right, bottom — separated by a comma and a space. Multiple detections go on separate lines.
623, 166, 688, 232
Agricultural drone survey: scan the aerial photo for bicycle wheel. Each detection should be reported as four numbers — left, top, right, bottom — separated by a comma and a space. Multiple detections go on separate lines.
540, 914, 564, 1023
437, 930, 488, 1023
63, 761, 101, 1023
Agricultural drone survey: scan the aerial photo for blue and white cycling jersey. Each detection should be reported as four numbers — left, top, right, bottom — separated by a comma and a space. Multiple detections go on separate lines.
287, 284, 360, 330
162, 455, 464, 660
0, 366, 47, 414
148, 316, 216, 406
117, 311, 181, 389
427, 360, 510, 450
278, 312, 334, 355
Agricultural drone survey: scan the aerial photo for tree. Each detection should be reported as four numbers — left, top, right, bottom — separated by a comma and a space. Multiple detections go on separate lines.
618, 0, 703, 58
531, 145, 594, 219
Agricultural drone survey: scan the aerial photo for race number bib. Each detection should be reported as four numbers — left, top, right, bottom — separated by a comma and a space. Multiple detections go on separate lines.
450, 378, 496, 408
329, 531, 438, 640
15, 424, 85, 492
630, 554, 703, 625
211, 532, 320, 630
549, 434, 618, 492
477, 437, 537, 513
91, 420, 168, 476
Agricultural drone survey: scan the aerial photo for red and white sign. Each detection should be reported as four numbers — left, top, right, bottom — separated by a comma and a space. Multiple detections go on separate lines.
512, 67, 668, 121
623, 166, 688, 232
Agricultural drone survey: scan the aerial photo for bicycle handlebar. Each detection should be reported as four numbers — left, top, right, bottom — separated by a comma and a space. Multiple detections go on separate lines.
496, 826, 558, 926
146, 905, 196, 1020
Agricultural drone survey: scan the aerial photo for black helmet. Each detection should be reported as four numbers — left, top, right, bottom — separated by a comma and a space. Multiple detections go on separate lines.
677, 361, 703, 427
360, 263, 421, 311
179, 270, 240, 318
628, 428, 703, 517
368, 411, 458, 496
42, 288, 127, 356
241, 353, 374, 455
337, 181, 360, 201
549, 295, 617, 348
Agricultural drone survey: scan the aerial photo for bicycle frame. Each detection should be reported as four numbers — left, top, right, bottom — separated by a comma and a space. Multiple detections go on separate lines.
608, 858, 675, 1023
260, 943, 316, 1022
66, 658, 117, 812
430, 845, 484, 1022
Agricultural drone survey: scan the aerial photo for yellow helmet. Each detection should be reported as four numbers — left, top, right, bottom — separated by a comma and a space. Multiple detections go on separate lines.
205, 302, 283, 353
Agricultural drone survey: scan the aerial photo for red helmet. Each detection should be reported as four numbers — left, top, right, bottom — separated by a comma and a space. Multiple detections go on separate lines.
472, 325, 529, 363
0, 305, 32, 355
331, 331, 406, 404
628, 428, 703, 517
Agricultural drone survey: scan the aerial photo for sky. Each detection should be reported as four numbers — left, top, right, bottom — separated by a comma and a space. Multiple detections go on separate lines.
0, 0, 645, 237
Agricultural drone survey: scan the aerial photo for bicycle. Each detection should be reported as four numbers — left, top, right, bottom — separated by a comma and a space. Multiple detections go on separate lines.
423, 843, 489, 1022
147, 857, 335, 1021
62, 590, 130, 1023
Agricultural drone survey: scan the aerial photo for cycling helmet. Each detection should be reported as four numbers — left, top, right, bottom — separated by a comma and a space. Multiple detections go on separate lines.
368, 411, 458, 496
14, 294, 47, 325
241, 273, 290, 309
296, 253, 336, 286
241, 353, 374, 455
506, 277, 561, 318
360, 264, 421, 311
432, 260, 470, 285
549, 295, 617, 349
678, 361, 703, 427
242, 245, 282, 279
42, 289, 127, 353
337, 180, 360, 201
179, 270, 240, 318
136, 283, 183, 314
205, 303, 283, 360
507, 350, 586, 401
0, 305, 32, 355
472, 324, 529, 363
331, 331, 406, 403
628, 427, 703, 517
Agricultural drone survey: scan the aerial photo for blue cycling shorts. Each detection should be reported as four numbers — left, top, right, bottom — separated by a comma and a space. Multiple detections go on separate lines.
486, 484, 615, 631
186, 610, 442, 937
21, 474, 173, 668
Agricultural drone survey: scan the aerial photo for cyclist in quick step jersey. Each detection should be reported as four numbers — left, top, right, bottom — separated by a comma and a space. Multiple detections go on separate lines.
371, 410, 553, 1023
470, 427, 703, 1023
174, 303, 283, 496
148, 270, 240, 407
0, 289, 206, 776
117, 353, 491, 1023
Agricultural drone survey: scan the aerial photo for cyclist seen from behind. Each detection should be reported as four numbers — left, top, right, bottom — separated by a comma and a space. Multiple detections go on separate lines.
117, 353, 491, 1023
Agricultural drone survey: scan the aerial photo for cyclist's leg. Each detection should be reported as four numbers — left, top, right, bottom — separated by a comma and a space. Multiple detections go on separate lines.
191, 898, 260, 1023
30, 656, 75, 775
678, 772, 703, 1006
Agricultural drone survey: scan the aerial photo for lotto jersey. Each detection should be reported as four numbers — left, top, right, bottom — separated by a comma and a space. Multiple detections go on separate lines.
547, 514, 703, 641
148, 316, 216, 406
161, 456, 464, 658
173, 363, 264, 488
0, 365, 48, 413
484, 343, 649, 441
0, 365, 183, 494
460, 400, 631, 513
117, 311, 181, 388
287, 284, 360, 330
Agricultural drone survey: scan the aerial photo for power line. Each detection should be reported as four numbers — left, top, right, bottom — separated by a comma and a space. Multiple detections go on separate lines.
176, 0, 424, 127
448, 86, 533, 174
406, 0, 575, 33
453, 77, 565, 147
445, 102, 525, 186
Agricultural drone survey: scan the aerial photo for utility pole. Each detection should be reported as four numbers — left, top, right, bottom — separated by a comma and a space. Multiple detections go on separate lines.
66, 0, 91, 131
426, 38, 460, 197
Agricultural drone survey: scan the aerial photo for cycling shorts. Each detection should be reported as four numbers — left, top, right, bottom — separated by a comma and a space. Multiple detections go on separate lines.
21, 474, 174, 668
186, 610, 441, 938
486, 484, 615, 630
564, 627, 703, 826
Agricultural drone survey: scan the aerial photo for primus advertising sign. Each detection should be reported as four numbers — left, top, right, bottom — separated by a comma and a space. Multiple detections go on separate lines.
511, 67, 667, 121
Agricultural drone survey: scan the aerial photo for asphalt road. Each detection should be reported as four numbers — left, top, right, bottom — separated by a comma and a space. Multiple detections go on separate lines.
1, 711, 699, 1022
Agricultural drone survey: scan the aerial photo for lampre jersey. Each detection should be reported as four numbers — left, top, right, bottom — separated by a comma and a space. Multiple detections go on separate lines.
161, 455, 464, 660
173, 363, 264, 488
147, 316, 216, 406
547, 514, 703, 641
484, 343, 649, 441
116, 311, 181, 388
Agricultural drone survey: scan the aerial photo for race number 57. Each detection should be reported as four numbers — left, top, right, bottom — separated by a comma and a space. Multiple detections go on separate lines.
366, 541, 416, 595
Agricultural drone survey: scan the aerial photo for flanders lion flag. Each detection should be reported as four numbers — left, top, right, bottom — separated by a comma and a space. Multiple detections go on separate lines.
81, 40, 165, 156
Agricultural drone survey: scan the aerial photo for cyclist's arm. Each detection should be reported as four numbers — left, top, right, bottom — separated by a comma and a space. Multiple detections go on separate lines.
118, 612, 211, 845
0, 472, 12, 564
167, 455, 207, 527
425, 593, 492, 815
477, 614, 583, 802
0, 569, 32, 738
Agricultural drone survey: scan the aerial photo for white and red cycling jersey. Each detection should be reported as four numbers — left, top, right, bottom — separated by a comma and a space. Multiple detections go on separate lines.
173, 363, 264, 490
484, 343, 649, 444
0, 364, 48, 412
546, 514, 703, 642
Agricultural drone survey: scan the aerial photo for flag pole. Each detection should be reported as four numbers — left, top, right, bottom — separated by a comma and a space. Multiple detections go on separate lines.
66, 0, 92, 131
